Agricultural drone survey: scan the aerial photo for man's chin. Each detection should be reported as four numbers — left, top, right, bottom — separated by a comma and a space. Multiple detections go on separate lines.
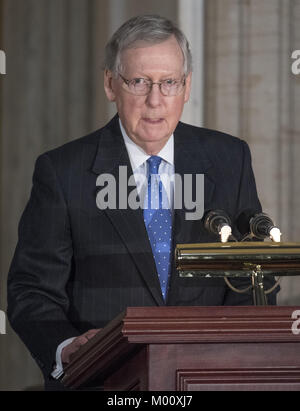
139, 123, 170, 140
136, 135, 170, 155
139, 132, 169, 145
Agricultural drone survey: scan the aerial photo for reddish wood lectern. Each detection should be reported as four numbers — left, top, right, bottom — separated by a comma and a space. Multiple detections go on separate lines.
62, 306, 300, 391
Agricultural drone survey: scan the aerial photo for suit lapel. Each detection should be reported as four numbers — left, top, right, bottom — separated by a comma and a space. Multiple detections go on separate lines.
173, 123, 216, 245
91, 116, 164, 306
166, 124, 217, 305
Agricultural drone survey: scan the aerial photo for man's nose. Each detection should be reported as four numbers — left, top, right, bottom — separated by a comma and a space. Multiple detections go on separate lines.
146, 83, 163, 107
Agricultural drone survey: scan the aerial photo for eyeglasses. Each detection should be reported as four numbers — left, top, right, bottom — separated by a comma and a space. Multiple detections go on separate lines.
118, 73, 186, 97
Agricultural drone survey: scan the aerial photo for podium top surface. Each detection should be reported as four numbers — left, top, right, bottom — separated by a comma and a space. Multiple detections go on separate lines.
176, 241, 300, 252
175, 242, 300, 276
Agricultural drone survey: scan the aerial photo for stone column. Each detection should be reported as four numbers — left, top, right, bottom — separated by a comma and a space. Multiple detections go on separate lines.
204, 0, 300, 305
178, 0, 204, 127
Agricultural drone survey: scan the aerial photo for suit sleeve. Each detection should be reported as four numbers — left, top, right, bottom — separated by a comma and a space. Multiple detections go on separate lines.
235, 140, 262, 219
7, 153, 80, 378
223, 140, 279, 305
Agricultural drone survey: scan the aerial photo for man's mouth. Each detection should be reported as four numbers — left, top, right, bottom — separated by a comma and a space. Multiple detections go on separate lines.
142, 118, 164, 124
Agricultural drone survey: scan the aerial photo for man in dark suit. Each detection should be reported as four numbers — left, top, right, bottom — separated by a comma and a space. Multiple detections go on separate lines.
7, 15, 277, 388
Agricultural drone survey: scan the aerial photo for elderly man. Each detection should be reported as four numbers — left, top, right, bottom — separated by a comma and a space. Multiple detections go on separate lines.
7, 15, 277, 388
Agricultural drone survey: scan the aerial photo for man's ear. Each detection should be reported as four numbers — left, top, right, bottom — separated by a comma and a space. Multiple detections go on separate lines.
184, 72, 192, 103
104, 70, 116, 102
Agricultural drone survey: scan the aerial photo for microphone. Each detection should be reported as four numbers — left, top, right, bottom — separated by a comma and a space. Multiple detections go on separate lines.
236, 209, 282, 242
204, 210, 233, 243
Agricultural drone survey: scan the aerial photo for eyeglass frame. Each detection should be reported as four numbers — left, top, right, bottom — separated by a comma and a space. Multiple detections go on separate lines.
118, 73, 187, 97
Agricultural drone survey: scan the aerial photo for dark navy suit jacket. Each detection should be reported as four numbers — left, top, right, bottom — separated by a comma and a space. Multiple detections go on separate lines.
7, 115, 277, 381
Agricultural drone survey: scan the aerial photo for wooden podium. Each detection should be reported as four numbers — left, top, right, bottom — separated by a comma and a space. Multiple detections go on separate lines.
62, 306, 300, 391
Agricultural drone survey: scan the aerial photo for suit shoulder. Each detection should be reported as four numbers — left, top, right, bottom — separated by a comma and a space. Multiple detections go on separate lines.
177, 121, 247, 148
44, 128, 102, 159
38, 116, 120, 167
34, 127, 106, 175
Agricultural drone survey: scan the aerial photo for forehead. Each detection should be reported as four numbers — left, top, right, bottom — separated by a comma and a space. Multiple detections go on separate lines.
120, 36, 184, 76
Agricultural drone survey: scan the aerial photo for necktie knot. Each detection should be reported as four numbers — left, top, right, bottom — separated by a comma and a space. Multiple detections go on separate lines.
147, 156, 162, 175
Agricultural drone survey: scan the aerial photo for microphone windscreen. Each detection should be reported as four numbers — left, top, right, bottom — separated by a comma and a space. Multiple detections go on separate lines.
250, 213, 274, 238
204, 210, 231, 235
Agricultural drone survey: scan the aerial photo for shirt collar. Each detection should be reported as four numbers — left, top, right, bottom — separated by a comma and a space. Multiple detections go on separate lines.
119, 119, 174, 172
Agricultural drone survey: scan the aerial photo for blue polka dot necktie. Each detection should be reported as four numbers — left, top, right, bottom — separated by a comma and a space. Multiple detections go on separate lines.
143, 156, 172, 300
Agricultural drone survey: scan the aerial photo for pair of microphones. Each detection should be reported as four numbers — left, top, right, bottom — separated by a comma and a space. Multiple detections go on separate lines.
204, 209, 282, 243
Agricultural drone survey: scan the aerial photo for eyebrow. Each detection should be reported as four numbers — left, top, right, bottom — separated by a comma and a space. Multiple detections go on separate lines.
129, 73, 183, 80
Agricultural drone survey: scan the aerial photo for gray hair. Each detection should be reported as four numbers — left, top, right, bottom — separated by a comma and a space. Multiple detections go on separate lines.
104, 14, 193, 77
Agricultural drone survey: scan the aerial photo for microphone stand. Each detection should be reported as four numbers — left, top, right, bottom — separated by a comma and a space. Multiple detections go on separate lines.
251, 264, 268, 305
224, 231, 278, 305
